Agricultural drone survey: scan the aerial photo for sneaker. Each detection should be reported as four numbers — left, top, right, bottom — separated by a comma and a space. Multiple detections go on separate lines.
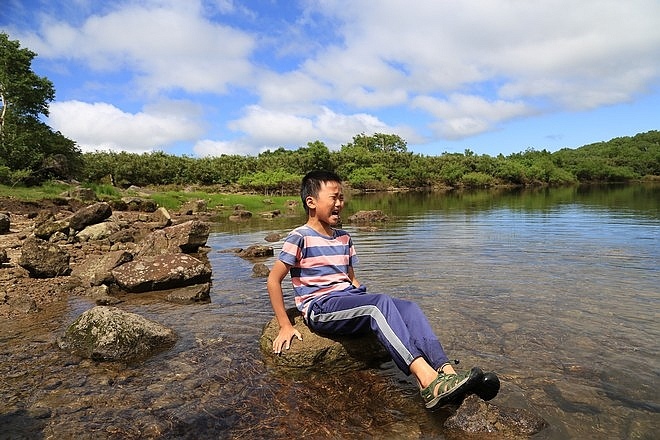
420, 367, 484, 409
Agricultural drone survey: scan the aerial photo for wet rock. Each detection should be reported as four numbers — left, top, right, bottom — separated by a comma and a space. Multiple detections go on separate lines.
76, 221, 121, 242
443, 394, 548, 439
348, 210, 389, 223
137, 220, 210, 257
238, 245, 273, 259
252, 263, 270, 277
69, 202, 112, 231
260, 307, 390, 374
111, 253, 211, 293
71, 250, 134, 286
179, 199, 208, 215
165, 283, 211, 304
58, 306, 177, 362
0, 213, 9, 234
18, 236, 71, 278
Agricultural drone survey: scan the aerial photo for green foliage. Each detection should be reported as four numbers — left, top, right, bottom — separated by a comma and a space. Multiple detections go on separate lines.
0, 32, 81, 184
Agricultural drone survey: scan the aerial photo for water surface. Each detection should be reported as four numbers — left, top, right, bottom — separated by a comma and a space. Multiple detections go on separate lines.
1, 184, 658, 439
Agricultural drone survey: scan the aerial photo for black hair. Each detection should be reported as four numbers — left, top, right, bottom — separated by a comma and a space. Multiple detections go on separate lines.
300, 170, 342, 214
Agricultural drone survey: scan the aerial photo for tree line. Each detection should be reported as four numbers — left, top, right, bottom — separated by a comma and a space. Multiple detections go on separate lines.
1, 32, 658, 193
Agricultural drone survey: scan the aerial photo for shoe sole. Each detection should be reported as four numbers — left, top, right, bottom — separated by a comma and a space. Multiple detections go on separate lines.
425, 367, 484, 409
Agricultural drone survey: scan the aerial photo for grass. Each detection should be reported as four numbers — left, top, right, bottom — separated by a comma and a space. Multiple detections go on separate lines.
0, 182, 300, 218
0, 182, 71, 200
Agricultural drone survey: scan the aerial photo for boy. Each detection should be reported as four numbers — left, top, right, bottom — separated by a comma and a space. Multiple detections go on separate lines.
267, 170, 497, 409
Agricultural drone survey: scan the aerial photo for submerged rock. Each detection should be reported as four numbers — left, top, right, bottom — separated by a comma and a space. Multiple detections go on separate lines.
58, 306, 177, 362
260, 307, 389, 374
444, 394, 548, 439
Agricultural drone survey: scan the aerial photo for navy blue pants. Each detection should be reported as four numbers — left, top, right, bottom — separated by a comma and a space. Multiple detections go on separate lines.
306, 286, 450, 375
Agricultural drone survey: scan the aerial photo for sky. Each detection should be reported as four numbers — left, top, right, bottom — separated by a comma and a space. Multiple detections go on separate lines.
1, 0, 659, 158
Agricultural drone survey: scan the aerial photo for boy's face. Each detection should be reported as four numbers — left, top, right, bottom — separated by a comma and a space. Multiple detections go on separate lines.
309, 180, 344, 225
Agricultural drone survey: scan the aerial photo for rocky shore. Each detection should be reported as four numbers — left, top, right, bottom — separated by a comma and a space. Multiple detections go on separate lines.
0, 195, 217, 320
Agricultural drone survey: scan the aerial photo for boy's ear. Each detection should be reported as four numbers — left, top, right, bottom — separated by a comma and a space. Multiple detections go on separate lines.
305, 196, 315, 210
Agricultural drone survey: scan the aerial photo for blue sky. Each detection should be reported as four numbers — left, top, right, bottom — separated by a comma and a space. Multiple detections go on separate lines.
1, 0, 659, 157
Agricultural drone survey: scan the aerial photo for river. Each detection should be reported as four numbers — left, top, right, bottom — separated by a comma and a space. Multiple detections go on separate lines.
1, 184, 658, 439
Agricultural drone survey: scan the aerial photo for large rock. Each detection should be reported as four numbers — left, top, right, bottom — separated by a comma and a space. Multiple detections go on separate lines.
260, 307, 390, 374
69, 187, 97, 202
58, 306, 177, 362
443, 394, 548, 439
0, 213, 9, 234
137, 220, 210, 257
69, 202, 112, 231
179, 199, 208, 215
18, 236, 70, 278
71, 250, 134, 286
112, 253, 211, 292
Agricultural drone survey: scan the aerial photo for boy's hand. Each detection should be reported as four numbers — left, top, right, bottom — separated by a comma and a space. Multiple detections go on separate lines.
273, 325, 303, 354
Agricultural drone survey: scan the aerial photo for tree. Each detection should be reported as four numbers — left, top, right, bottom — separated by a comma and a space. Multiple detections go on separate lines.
0, 32, 80, 183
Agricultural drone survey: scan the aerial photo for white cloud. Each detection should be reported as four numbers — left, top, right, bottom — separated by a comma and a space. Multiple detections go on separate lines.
194, 105, 416, 156
413, 94, 534, 139
48, 100, 204, 152
19, 0, 256, 95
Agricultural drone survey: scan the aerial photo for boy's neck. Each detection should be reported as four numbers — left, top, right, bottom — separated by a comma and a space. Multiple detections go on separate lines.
306, 216, 334, 236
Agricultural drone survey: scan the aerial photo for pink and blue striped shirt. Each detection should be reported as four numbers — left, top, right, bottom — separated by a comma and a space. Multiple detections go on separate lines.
278, 225, 359, 315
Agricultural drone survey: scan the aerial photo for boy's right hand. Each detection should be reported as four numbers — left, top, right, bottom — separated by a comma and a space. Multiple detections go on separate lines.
273, 325, 303, 354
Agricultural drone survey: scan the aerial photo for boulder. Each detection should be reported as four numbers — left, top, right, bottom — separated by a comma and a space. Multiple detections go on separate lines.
0, 248, 8, 264
58, 306, 177, 362
443, 394, 548, 439
348, 210, 389, 223
76, 221, 121, 242
18, 236, 71, 278
71, 250, 134, 286
260, 307, 390, 374
238, 245, 274, 259
137, 220, 210, 257
111, 253, 211, 293
0, 213, 9, 234
69, 202, 112, 231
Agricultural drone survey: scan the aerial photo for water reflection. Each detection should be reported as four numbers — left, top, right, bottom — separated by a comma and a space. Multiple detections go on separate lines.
0, 184, 658, 439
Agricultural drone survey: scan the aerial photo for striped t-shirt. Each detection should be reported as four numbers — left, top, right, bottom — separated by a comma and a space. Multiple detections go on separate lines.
278, 225, 359, 315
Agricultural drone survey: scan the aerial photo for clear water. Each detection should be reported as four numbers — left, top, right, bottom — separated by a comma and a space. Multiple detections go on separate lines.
1, 184, 658, 439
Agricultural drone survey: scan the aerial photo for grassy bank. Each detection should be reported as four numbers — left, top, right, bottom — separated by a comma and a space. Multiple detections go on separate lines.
0, 183, 299, 219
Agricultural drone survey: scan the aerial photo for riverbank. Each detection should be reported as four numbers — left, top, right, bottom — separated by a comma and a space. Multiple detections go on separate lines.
0, 195, 219, 320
